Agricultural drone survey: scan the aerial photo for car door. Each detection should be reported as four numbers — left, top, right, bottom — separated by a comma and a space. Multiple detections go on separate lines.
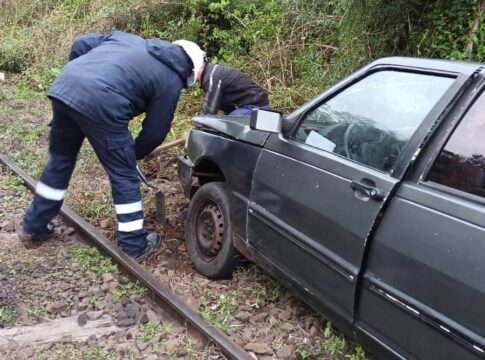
247, 66, 461, 323
357, 77, 485, 359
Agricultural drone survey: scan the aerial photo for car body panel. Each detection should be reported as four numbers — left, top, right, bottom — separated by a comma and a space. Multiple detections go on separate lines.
358, 181, 485, 359
356, 72, 485, 359
185, 128, 264, 242
247, 137, 399, 322
191, 115, 270, 147
245, 60, 475, 325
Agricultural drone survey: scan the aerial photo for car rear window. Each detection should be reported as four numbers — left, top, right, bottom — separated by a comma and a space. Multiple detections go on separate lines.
427, 90, 485, 198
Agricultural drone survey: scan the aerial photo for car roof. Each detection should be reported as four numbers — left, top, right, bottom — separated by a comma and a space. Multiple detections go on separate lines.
371, 57, 483, 75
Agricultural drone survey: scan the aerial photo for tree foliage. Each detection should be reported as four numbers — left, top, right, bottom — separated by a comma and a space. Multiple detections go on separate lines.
0, 0, 484, 111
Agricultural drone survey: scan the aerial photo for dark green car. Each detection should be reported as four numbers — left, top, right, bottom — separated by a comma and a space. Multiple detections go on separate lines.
178, 57, 485, 359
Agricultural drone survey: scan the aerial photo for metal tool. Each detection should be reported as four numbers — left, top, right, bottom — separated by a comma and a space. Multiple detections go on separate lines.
136, 164, 165, 224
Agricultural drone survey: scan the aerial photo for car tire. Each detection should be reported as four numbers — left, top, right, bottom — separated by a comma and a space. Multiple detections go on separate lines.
185, 182, 238, 279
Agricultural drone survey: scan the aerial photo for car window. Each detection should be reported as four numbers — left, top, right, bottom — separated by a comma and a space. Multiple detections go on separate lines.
427, 90, 485, 198
294, 70, 454, 172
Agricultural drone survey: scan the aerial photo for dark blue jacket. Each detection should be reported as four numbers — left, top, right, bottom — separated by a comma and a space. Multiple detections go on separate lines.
48, 31, 191, 159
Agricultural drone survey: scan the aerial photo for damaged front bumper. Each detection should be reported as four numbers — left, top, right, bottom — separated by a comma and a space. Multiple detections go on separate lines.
177, 155, 194, 198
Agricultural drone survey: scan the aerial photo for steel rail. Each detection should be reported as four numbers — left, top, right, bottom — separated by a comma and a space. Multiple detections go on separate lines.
0, 154, 252, 360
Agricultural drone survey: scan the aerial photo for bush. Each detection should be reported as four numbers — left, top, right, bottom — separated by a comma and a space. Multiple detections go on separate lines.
1, 0, 483, 110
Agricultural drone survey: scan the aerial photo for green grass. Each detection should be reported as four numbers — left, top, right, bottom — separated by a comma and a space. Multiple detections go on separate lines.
322, 321, 347, 356
138, 321, 172, 343
233, 265, 284, 308
75, 195, 113, 224
5, 173, 27, 192
89, 296, 99, 306
69, 244, 117, 274
247, 267, 284, 307
0, 169, 30, 218
83, 345, 114, 360
111, 280, 146, 302
185, 339, 200, 359
0, 85, 49, 179
0, 307, 14, 326
28, 307, 48, 321
296, 322, 368, 360
346, 345, 368, 360
200, 290, 240, 334
37, 343, 113, 360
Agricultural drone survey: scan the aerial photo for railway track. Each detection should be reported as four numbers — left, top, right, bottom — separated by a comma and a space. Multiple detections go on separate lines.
0, 154, 252, 360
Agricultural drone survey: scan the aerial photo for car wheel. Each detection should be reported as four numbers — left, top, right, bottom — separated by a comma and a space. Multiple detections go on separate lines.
185, 182, 238, 279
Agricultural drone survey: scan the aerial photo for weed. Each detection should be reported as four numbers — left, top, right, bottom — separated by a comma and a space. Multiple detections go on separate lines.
270, 319, 283, 329
69, 244, 117, 274
84, 345, 113, 360
200, 290, 240, 334
236, 265, 284, 307
28, 307, 47, 321
346, 344, 368, 360
76, 196, 113, 224
322, 321, 346, 356
186, 339, 199, 359
1, 195, 22, 211
43, 343, 77, 360
295, 321, 364, 359
300, 349, 312, 360
0, 170, 30, 212
138, 321, 172, 343
89, 296, 98, 305
6, 174, 26, 192
0, 307, 14, 325
111, 281, 146, 302
36, 342, 111, 360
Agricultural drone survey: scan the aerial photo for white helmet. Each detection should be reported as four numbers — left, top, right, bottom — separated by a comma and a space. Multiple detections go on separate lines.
172, 40, 205, 87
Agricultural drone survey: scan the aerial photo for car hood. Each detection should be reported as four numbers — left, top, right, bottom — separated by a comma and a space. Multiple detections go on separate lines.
191, 115, 271, 146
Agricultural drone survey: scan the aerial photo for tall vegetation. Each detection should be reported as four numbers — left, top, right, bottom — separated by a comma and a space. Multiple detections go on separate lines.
1, 0, 484, 112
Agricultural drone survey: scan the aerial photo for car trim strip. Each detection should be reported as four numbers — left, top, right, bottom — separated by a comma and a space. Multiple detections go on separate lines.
248, 203, 356, 283
368, 282, 485, 357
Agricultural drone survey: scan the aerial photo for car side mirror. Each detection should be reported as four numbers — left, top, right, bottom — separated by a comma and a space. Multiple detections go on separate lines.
250, 109, 283, 133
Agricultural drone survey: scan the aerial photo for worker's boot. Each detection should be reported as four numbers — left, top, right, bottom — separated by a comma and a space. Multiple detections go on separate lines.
132, 233, 161, 264
19, 222, 55, 247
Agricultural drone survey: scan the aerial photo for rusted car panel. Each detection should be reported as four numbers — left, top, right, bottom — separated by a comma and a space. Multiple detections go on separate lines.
191, 115, 270, 146
178, 57, 485, 359
180, 128, 265, 242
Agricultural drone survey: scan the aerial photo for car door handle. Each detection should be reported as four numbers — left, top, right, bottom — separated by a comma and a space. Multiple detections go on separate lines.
351, 180, 385, 201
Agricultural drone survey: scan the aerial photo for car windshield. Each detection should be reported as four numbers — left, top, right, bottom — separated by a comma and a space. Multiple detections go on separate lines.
295, 70, 455, 172
317, 71, 454, 140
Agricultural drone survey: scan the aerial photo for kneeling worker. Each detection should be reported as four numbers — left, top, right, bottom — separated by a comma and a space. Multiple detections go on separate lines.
20, 32, 205, 263
199, 61, 270, 115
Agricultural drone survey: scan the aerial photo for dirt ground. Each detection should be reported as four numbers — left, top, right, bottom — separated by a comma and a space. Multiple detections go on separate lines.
0, 83, 366, 360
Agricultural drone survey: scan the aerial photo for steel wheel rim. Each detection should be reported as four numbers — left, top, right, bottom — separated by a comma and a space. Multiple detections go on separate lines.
195, 200, 224, 261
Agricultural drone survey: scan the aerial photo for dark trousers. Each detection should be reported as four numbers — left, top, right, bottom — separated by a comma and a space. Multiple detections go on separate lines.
23, 99, 147, 256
